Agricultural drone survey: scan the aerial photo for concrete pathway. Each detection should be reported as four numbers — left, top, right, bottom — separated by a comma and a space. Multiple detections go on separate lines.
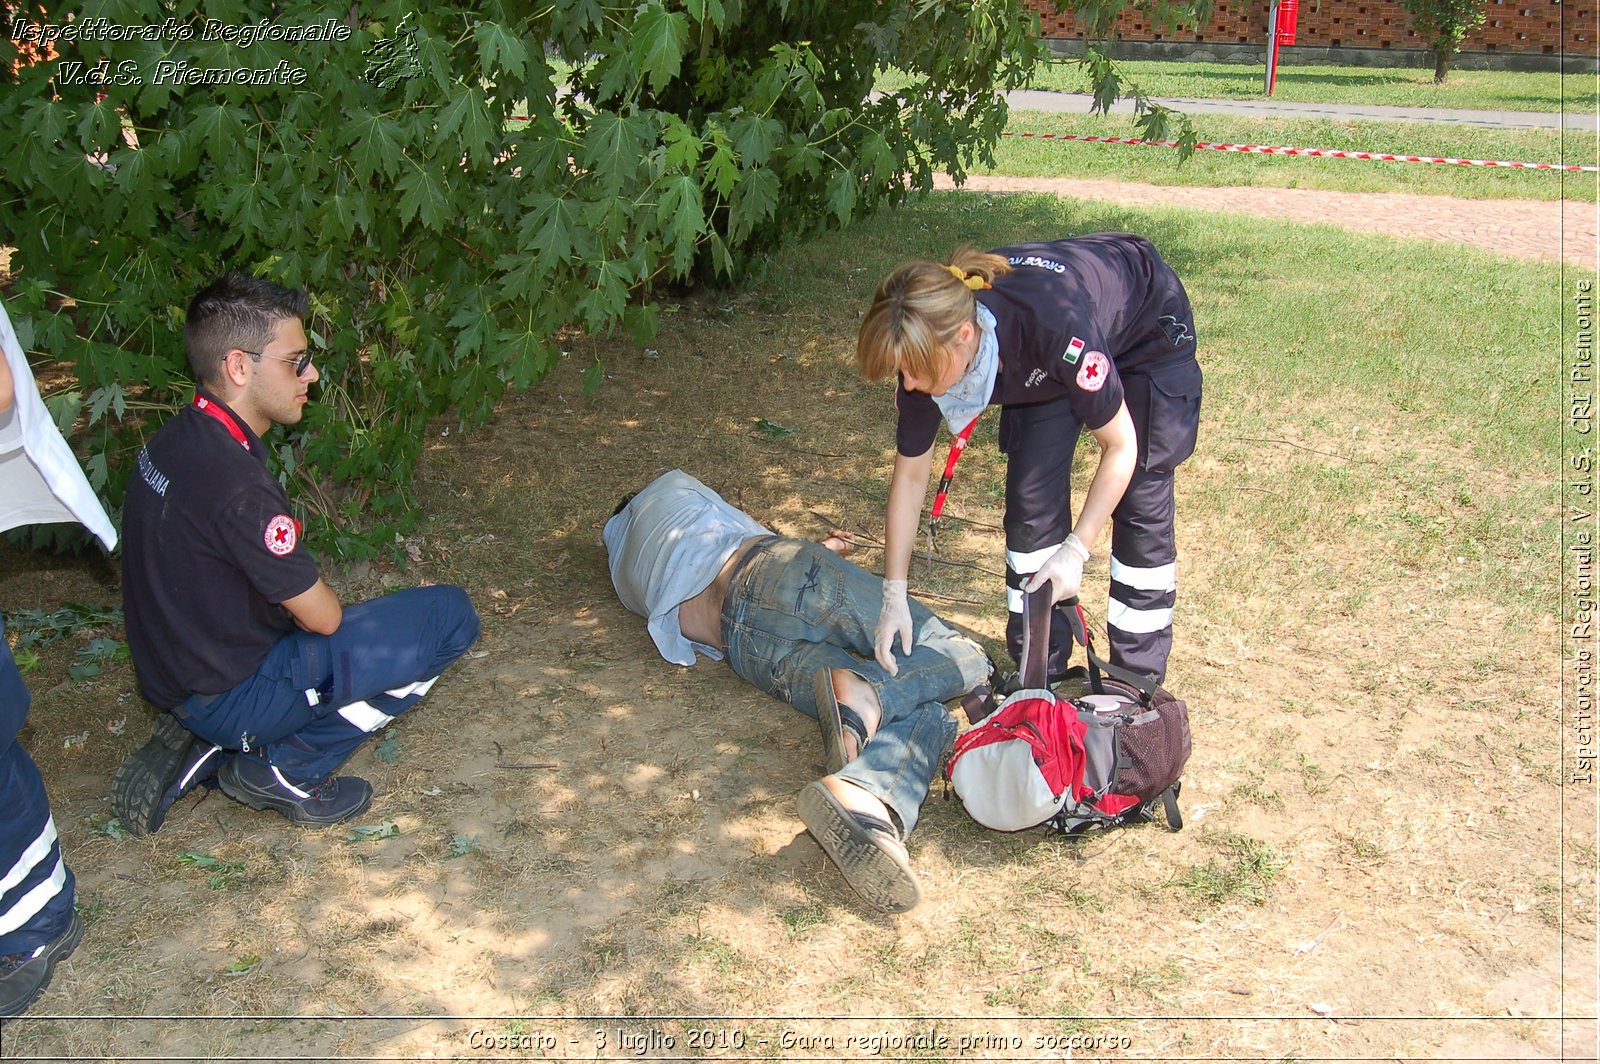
1003, 89, 1599, 131
933, 173, 1598, 269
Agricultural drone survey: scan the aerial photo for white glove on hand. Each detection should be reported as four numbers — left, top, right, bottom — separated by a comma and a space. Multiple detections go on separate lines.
874, 578, 913, 676
1021, 533, 1091, 605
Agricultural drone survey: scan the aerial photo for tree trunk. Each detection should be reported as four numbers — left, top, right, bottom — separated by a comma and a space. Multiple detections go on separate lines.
1434, 46, 1450, 83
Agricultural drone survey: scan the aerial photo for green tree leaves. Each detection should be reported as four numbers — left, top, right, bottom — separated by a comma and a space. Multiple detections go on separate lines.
632, 5, 690, 92
473, 21, 529, 82
656, 174, 707, 274
0, 0, 1199, 557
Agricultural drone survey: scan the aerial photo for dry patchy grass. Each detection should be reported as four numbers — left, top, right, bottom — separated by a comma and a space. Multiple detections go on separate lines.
0, 195, 1590, 1060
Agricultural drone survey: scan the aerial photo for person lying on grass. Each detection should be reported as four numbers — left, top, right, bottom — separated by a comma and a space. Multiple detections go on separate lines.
604, 470, 990, 914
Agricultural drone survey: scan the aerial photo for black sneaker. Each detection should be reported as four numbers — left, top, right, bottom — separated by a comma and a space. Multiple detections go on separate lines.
0, 911, 84, 1021
110, 713, 224, 837
217, 758, 373, 826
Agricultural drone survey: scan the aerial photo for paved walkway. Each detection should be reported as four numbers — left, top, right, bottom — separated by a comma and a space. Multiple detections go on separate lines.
1003, 89, 1599, 130
932, 175, 1598, 269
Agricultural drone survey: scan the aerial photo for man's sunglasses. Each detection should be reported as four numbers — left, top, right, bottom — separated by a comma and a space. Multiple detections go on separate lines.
237, 348, 314, 378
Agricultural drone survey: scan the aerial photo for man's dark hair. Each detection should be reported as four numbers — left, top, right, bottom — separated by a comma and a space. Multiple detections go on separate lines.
610, 492, 639, 519
184, 274, 310, 388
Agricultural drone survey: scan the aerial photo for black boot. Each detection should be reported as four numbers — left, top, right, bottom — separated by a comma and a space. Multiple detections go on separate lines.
217, 758, 373, 826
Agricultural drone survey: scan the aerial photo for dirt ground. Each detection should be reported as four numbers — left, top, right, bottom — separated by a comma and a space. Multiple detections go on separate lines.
0, 192, 1594, 1062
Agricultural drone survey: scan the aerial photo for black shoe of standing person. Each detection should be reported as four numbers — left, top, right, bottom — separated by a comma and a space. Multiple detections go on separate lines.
217, 757, 373, 826
110, 712, 224, 836
0, 911, 84, 1021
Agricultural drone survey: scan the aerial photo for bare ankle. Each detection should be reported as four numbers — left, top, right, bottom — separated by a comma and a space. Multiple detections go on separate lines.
829, 669, 882, 742
822, 775, 890, 820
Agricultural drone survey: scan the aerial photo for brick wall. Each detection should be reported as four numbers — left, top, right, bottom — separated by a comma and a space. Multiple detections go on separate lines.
1028, 0, 1595, 55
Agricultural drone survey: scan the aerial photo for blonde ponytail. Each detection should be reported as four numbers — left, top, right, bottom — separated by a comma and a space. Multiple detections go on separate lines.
856, 248, 1012, 382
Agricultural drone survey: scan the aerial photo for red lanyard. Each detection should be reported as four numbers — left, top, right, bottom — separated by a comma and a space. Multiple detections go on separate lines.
192, 394, 251, 451
929, 415, 979, 550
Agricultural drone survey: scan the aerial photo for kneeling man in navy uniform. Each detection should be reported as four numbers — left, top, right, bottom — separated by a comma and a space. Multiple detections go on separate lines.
115, 275, 481, 828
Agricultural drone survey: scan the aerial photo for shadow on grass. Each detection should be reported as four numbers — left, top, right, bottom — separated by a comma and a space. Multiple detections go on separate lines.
0, 190, 1572, 1059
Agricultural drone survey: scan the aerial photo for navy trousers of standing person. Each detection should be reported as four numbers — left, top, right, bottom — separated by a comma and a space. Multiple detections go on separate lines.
173, 586, 481, 787
0, 620, 75, 957
999, 358, 1201, 684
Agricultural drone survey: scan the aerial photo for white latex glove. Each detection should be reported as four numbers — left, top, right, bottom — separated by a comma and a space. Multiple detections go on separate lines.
1021, 533, 1091, 605
874, 578, 913, 676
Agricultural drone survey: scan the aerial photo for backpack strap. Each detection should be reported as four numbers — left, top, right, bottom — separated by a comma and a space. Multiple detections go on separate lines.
1159, 781, 1183, 831
1052, 782, 1184, 837
1019, 585, 1054, 690
957, 684, 997, 725
1056, 593, 1159, 703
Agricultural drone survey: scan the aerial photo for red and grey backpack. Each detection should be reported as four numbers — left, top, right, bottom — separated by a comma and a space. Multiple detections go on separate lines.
946, 587, 1191, 836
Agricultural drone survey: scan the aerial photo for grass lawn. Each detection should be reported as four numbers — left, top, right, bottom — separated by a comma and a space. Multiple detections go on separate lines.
989, 109, 1599, 201
1022, 57, 1596, 113
2, 189, 1578, 1061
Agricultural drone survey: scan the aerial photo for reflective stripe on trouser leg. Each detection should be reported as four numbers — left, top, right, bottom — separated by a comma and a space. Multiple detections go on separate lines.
383, 676, 438, 701
334, 674, 438, 733
0, 819, 68, 938
0, 735, 76, 955
1004, 543, 1056, 620
1000, 395, 1078, 677
271, 765, 315, 799
0, 625, 75, 954
1108, 465, 1178, 683
266, 586, 481, 786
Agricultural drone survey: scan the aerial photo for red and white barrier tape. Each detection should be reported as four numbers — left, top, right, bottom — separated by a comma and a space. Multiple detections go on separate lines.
1003, 131, 1599, 172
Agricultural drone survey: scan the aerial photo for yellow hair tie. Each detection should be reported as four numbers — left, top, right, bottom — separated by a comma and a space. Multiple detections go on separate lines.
944, 263, 989, 291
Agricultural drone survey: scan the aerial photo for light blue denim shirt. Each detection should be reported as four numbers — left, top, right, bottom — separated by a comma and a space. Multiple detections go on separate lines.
603, 469, 770, 666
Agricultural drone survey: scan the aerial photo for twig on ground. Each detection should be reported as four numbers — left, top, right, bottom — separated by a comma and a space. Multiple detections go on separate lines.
911, 550, 1004, 578
1226, 435, 1375, 465
495, 761, 560, 770
809, 511, 882, 546
928, 512, 1006, 533
1294, 911, 1347, 957
905, 589, 987, 606
810, 514, 1005, 576
362, 988, 420, 1016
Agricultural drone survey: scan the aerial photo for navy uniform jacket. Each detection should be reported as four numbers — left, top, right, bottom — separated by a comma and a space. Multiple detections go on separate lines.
896, 234, 1195, 457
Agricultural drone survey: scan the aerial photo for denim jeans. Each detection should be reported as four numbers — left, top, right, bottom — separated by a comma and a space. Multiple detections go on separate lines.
720, 538, 989, 836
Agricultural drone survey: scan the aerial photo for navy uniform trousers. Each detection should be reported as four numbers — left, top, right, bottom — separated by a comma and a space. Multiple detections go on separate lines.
0, 620, 75, 957
1000, 351, 1202, 685
173, 586, 480, 788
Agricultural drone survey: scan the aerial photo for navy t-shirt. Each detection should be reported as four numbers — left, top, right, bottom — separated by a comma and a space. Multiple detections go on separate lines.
121, 390, 320, 708
895, 234, 1194, 457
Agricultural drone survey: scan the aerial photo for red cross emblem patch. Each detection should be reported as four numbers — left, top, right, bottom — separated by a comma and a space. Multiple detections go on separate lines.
264, 514, 300, 556
1076, 350, 1110, 392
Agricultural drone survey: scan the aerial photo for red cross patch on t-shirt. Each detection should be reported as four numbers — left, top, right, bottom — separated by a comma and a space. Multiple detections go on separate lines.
1076, 350, 1110, 393
264, 514, 300, 556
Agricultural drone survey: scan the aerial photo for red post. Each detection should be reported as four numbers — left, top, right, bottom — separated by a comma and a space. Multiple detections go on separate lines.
1268, 0, 1298, 94
1276, 0, 1300, 45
